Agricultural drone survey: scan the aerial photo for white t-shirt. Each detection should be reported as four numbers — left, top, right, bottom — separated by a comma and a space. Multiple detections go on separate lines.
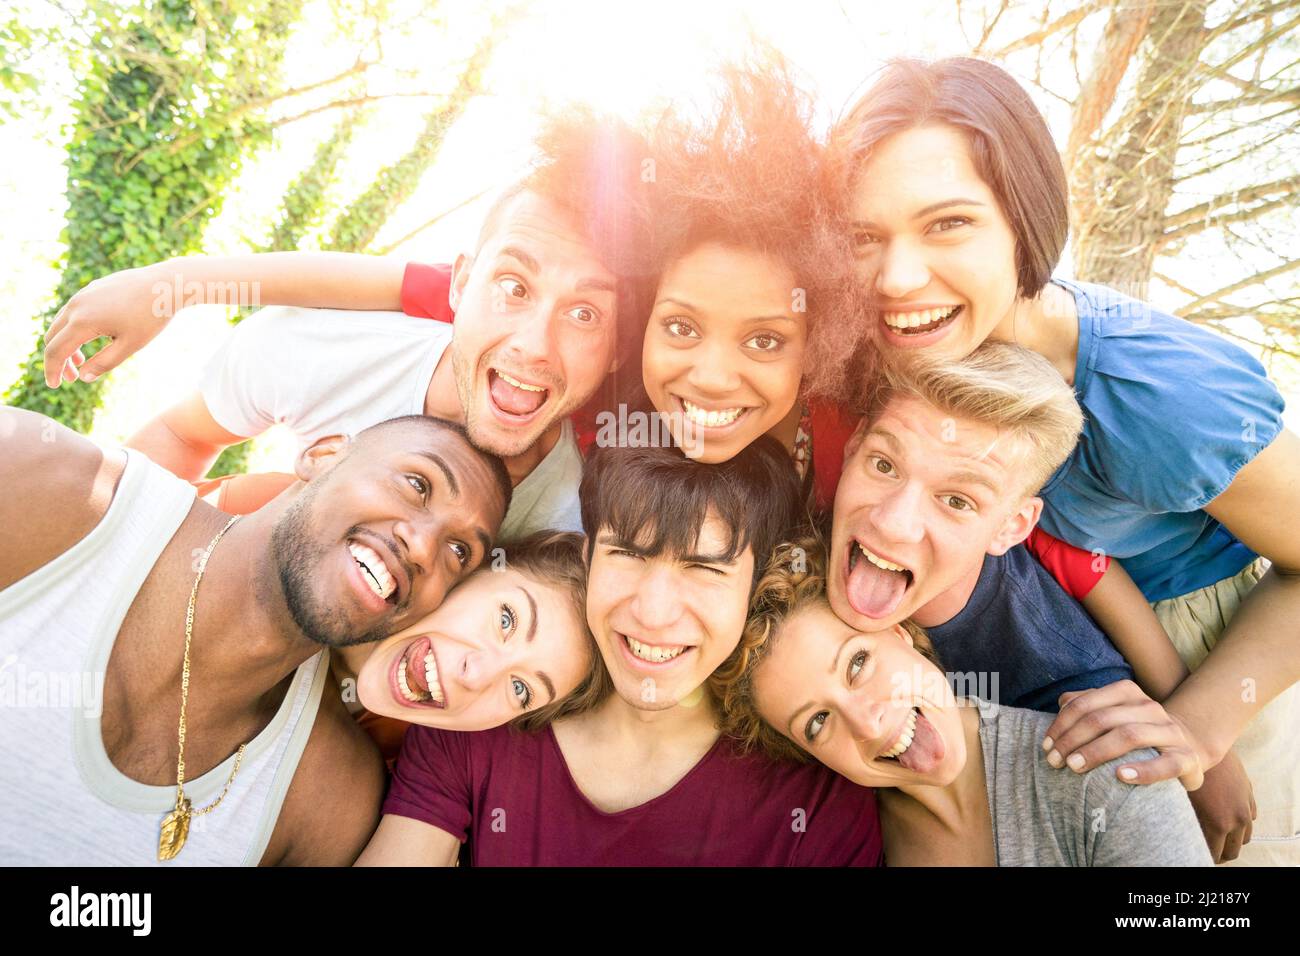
199, 306, 583, 539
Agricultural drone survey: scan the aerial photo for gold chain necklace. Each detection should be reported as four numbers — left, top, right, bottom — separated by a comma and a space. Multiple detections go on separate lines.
157, 514, 248, 862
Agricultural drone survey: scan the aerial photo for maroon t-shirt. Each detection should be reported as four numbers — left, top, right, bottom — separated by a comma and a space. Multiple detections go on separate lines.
383, 723, 884, 866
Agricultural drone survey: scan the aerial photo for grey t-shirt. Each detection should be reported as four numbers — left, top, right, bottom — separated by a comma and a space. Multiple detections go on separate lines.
978, 703, 1212, 866
498, 418, 584, 540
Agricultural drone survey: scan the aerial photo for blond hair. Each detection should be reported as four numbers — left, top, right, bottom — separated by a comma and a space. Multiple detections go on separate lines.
718, 535, 938, 763
870, 342, 1083, 497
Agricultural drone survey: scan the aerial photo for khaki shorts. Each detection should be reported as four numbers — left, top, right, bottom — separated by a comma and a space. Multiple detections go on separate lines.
1153, 557, 1300, 866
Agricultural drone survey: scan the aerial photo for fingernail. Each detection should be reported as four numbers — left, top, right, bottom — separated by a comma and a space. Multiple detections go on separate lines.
1047, 749, 1062, 768
1067, 753, 1086, 771
1119, 767, 1138, 782
80, 371, 96, 383
1042, 736, 1053, 752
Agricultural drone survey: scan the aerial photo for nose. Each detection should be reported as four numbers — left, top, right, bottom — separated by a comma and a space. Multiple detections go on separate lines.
874, 238, 931, 301
843, 693, 891, 743
870, 482, 925, 546
628, 564, 686, 634
685, 339, 742, 396
453, 645, 506, 694
393, 513, 453, 611
503, 299, 557, 368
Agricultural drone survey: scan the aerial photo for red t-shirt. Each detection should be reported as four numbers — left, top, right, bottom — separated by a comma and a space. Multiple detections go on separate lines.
384, 723, 883, 866
400, 261, 456, 322
1025, 526, 1108, 601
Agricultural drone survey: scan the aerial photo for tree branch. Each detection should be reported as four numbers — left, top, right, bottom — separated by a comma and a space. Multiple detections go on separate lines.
1163, 173, 1300, 230
988, 0, 1108, 57
371, 188, 492, 255
1176, 257, 1300, 313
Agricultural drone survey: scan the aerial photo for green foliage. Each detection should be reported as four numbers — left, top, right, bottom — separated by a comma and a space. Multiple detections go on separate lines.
262, 106, 367, 253
3, 0, 303, 432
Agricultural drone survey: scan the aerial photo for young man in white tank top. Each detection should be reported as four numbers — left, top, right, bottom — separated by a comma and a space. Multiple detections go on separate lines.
0, 407, 509, 866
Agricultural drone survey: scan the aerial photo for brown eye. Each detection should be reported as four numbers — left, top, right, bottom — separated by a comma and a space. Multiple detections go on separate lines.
871, 456, 894, 475
497, 277, 527, 298
406, 474, 429, 497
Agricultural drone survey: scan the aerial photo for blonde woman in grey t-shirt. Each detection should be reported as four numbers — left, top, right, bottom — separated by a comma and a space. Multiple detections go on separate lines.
721, 543, 1212, 866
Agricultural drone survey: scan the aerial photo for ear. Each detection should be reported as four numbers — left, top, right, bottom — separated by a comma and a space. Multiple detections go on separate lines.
295, 433, 351, 482
449, 252, 474, 312
842, 419, 868, 467
987, 495, 1042, 557
893, 623, 915, 648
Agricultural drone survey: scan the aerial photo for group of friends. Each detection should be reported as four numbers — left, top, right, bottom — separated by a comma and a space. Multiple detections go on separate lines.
2, 53, 1298, 867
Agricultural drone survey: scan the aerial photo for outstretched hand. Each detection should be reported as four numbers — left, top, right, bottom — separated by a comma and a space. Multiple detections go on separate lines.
1040, 679, 1207, 790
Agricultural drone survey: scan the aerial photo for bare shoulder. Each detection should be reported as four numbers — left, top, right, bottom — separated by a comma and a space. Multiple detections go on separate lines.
0, 407, 126, 590
260, 670, 386, 866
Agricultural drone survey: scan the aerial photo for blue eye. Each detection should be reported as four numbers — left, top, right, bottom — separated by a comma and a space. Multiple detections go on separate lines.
500, 603, 517, 636
512, 677, 533, 709
805, 711, 829, 742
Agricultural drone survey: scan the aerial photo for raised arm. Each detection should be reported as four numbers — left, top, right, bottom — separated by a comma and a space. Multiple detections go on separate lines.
43, 252, 407, 386
125, 391, 252, 482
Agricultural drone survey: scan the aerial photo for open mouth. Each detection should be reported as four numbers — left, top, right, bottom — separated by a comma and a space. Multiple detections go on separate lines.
882, 304, 962, 337
488, 368, 550, 420
391, 635, 448, 709
620, 633, 693, 667
845, 541, 914, 620
675, 396, 752, 431
874, 706, 945, 773
349, 540, 399, 606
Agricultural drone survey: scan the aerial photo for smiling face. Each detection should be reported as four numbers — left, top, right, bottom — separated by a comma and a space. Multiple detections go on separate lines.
849, 124, 1021, 360
355, 567, 590, 730
270, 421, 508, 648
641, 242, 806, 462
585, 513, 756, 710
448, 190, 621, 459
828, 394, 1039, 631
753, 602, 966, 788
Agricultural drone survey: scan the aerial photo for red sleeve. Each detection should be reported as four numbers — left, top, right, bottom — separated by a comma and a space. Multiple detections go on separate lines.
1025, 526, 1108, 601
809, 399, 860, 511
382, 725, 473, 842
399, 262, 456, 323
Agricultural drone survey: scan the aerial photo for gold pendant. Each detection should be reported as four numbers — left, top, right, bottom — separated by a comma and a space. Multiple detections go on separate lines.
158, 798, 192, 861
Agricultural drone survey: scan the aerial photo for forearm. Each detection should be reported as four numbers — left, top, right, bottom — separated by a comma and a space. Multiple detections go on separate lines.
151, 252, 406, 312
1084, 569, 1189, 701
124, 416, 227, 482
1165, 565, 1300, 767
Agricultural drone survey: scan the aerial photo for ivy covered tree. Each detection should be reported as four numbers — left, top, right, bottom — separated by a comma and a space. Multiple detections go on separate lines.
3, 0, 303, 431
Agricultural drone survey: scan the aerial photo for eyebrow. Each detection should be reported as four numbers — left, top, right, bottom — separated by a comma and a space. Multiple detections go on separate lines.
656, 297, 797, 326
413, 451, 459, 499
519, 585, 538, 644
596, 533, 735, 567
945, 469, 1000, 494
864, 428, 903, 456
498, 245, 539, 273
912, 198, 986, 219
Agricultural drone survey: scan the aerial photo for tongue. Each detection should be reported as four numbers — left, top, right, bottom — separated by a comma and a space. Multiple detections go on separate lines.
897, 710, 945, 774
404, 637, 432, 696
490, 372, 547, 416
846, 552, 908, 619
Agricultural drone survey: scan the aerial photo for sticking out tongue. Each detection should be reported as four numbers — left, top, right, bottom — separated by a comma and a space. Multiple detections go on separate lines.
490, 370, 547, 416
846, 548, 908, 619
404, 637, 432, 696
897, 710, 945, 774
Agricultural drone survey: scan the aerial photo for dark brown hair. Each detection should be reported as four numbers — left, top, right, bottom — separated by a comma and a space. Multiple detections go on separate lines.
833, 57, 1069, 299
579, 437, 805, 593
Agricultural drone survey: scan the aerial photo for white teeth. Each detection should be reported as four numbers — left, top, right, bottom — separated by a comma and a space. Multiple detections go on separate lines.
857, 543, 907, 573
349, 542, 396, 600
397, 660, 422, 703
496, 370, 546, 392
626, 635, 687, 663
880, 707, 919, 759
681, 400, 744, 428
883, 305, 958, 330
423, 651, 445, 705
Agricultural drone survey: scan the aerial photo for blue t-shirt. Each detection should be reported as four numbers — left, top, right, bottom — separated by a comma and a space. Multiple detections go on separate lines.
1037, 279, 1286, 602
926, 543, 1133, 713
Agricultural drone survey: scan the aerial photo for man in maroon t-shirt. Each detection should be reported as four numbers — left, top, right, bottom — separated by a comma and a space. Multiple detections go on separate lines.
357, 439, 884, 866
